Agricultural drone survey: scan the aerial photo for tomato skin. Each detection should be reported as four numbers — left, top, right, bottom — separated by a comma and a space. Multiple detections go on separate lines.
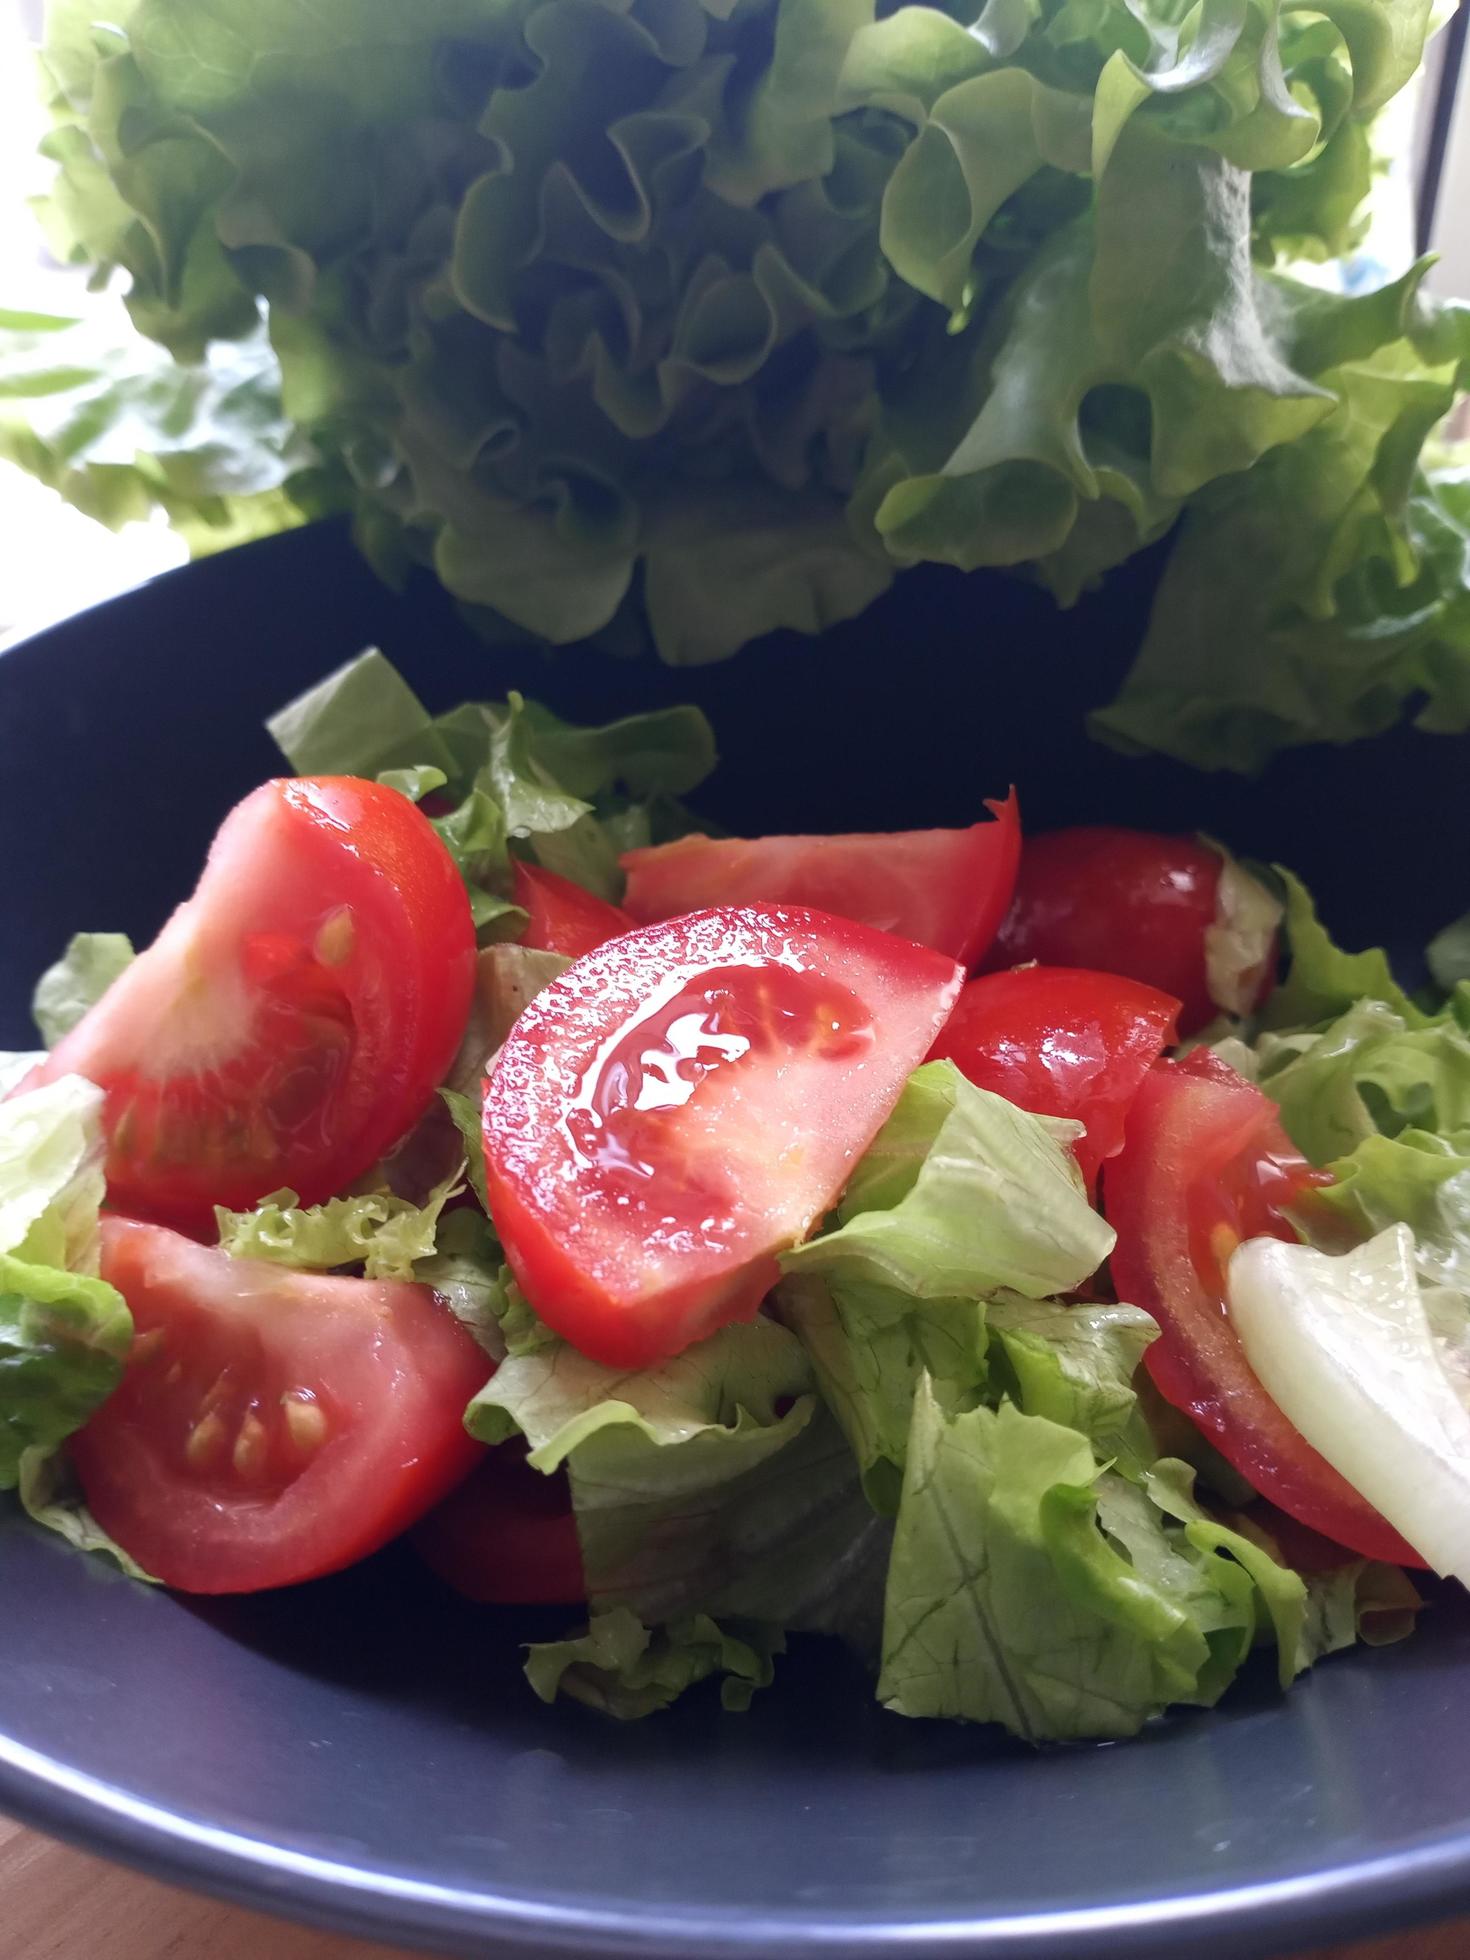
484, 905, 964, 1368
989, 828, 1268, 1035
620, 792, 1020, 969
513, 862, 634, 961
413, 1441, 584, 1605
70, 1218, 490, 1594
1104, 1054, 1421, 1566
928, 966, 1179, 1188
33, 779, 476, 1229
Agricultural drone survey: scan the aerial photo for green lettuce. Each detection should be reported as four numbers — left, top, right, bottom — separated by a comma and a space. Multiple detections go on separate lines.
1262, 869, 1428, 1032
780, 1060, 1114, 1299
0, 1078, 132, 1491
31, 933, 134, 1048
214, 1167, 464, 1281
525, 1607, 783, 1718
269, 650, 714, 917
468, 1315, 880, 1625
18, 0, 1461, 769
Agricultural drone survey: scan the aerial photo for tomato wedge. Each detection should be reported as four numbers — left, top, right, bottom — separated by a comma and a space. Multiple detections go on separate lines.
483, 906, 964, 1367
413, 1441, 584, 1605
620, 793, 1020, 969
928, 966, 1179, 1188
32, 778, 476, 1229
71, 1218, 491, 1593
1104, 1052, 1421, 1565
513, 862, 633, 961
989, 828, 1275, 1034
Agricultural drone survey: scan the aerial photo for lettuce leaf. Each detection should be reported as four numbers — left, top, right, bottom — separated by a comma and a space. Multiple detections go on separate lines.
1262, 869, 1429, 1032
780, 1061, 1114, 1299
0, 1077, 132, 1492
525, 1607, 783, 1718
468, 1313, 884, 1669
31, 934, 134, 1048
214, 1167, 464, 1281
877, 1387, 1275, 1740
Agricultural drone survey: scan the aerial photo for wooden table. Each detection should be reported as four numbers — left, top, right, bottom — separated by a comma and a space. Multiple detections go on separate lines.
1, 1815, 1465, 1960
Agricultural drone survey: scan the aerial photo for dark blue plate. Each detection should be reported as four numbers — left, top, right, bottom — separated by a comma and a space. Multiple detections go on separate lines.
3, 521, 1468, 1960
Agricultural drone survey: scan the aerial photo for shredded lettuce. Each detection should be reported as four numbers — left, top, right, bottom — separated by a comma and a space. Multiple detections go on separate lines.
0, 1078, 132, 1492
780, 1061, 1114, 1299
31, 934, 134, 1048
525, 1608, 783, 1719
269, 651, 715, 923
214, 1168, 465, 1281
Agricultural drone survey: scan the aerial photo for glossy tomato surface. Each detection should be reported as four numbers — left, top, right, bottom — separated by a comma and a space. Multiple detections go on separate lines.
990, 827, 1259, 1034
928, 965, 1179, 1187
620, 793, 1019, 969
413, 1443, 584, 1605
71, 1218, 491, 1593
484, 905, 963, 1367
513, 862, 633, 961
1104, 1052, 1419, 1565
34, 778, 475, 1229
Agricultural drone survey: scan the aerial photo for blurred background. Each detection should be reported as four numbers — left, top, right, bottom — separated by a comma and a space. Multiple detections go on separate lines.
1, 0, 1466, 648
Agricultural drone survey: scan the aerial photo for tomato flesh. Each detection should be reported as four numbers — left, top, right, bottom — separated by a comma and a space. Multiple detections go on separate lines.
928, 966, 1179, 1188
32, 778, 476, 1229
483, 905, 964, 1367
620, 793, 1020, 969
413, 1441, 584, 1605
989, 827, 1266, 1035
1104, 1052, 1420, 1565
71, 1218, 490, 1593
513, 862, 633, 961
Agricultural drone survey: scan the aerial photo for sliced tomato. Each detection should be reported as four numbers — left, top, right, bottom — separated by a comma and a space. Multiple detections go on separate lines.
31, 778, 476, 1229
619, 792, 1020, 969
928, 966, 1179, 1188
1104, 1052, 1421, 1565
513, 862, 633, 961
413, 1440, 584, 1605
989, 828, 1275, 1035
71, 1218, 490, 1593
484, 905, 964, 1368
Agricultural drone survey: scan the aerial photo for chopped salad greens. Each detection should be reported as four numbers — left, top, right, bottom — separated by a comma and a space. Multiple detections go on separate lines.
3, 645, 1465, 1743
7, 0, 1469, 771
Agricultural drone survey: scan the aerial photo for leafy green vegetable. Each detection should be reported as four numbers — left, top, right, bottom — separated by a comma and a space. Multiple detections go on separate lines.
17, 1445, 157, 1582
525, 1607, 783, 1717
268, 651, 714, 920
32, 933, 134, 1048
0, 1256, 132, 1489
0, 1077, 132, 1494
781, 1060, 1114, 1299
0, 303, 324, 554
1255, 1001, 1470, 1167
214, 1168, 464, 1280
985, 1292, 1159, 1480
1263, 869, 1428, 1032
877, 1386, 1277, 1739
1429, 911, 1470, 992
20, 0, 1463, 768
469, 1314, 884, 1648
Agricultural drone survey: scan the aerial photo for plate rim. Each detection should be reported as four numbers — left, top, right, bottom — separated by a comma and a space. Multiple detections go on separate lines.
1, 1722, 1467, 1960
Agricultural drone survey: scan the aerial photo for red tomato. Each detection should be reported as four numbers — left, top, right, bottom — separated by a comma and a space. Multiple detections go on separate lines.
413, 1441, 584, 1605
619, 792, 1020, 969
989, 828, 1274, 1035
72, 1218, 491, 1593
928, 966, 1180, 1188
33, 778, 476, 1229
483, 906, 964, 1368
1104, 1052, 1420, 1565
513, 862, 633, 961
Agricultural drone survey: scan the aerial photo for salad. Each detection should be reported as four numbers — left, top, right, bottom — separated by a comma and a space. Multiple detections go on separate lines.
11, 643, 1470, 1744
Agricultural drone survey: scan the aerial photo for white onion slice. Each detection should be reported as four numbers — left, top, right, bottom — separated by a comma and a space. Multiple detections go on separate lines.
1227, 1226, 1470, 1579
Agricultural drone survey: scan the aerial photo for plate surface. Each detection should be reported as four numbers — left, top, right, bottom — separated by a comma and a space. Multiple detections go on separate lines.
2, 520, 1468, 1960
